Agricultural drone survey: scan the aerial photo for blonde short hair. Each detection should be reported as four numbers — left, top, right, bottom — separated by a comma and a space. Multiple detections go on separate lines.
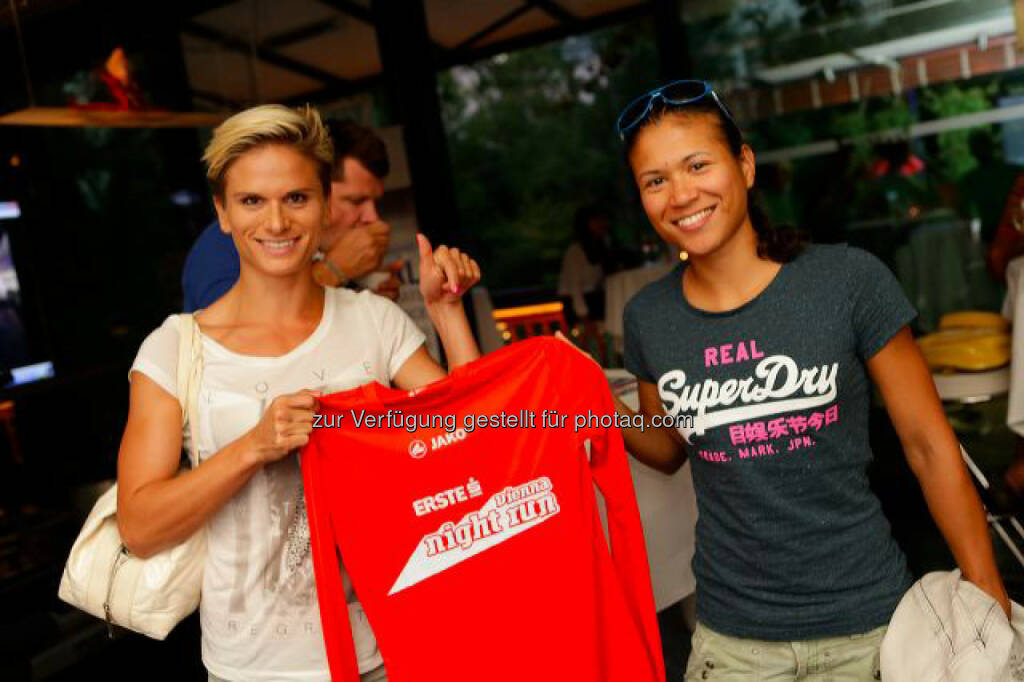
203, 104, 334, 198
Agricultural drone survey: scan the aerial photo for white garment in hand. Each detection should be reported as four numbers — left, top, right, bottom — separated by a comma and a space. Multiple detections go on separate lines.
881, 570, 1024, 681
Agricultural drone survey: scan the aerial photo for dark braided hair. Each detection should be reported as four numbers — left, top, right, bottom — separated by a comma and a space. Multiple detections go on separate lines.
623, 97, 806, 263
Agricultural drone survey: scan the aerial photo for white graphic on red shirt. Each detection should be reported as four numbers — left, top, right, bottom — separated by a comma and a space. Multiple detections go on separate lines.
408, 440, 427, 458
413, 477, 484, 517
389, 477, 559, 595
659, 354, 839, 440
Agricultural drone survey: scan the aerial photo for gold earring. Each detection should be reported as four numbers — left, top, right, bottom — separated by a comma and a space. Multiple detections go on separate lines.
679, 250, 689, 262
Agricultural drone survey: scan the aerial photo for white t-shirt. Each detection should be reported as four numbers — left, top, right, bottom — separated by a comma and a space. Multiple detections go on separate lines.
130, 287, 425, 681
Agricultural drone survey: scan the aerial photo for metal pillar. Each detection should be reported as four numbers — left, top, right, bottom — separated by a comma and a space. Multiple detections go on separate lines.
651, 0, 692, 82
372, 0, 462, 246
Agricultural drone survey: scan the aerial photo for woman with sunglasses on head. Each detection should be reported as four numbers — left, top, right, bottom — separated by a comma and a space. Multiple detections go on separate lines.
608, 81, 1009, 679
117, 104, 480, 682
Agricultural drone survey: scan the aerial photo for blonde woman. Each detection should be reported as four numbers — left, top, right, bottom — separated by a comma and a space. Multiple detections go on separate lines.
116, 104, 480, 682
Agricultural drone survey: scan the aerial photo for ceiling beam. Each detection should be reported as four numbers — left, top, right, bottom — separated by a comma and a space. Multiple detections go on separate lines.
454, 4, 534, 51
316, 0, 374, 25
190, 87, 243, 110
170, 0, 245, 25
317, 0, 447, 54
261, 17, 339, 50
281, 74, 384, 107
185, 1, 653, 108
288, 3, 654, 103
440, 3, 651, 69
528, 0, 578, 25
183, 20, 350, 88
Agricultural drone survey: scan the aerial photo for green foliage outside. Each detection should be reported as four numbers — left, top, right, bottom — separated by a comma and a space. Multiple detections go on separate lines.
437, 3, 1021, 293
438, 20, 659, 292
922, 83, 998, 181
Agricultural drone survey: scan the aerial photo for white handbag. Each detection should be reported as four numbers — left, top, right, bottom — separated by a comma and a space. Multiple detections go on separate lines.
58, 313, 207, 640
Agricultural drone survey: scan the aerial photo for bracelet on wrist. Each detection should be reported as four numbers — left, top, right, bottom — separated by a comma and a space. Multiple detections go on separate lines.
313, 252, 349, 287
324, 259, 348, 287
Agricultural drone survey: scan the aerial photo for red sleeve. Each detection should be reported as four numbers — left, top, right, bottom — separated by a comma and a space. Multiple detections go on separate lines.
301, 438, 362, 682
581, 362, 666, 682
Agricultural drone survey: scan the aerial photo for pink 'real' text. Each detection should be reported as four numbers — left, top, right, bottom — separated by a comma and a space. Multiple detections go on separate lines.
704, 339, 765, 368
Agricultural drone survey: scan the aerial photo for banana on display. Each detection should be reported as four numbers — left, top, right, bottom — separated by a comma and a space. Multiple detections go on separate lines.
918, 310, 1011, 372
937, 311, 1010, 333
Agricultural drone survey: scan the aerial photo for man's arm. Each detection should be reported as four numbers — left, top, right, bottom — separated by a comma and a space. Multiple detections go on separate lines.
314, 222, 391, 288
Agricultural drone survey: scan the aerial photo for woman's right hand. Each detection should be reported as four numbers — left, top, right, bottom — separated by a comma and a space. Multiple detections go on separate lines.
244, 389, 321, 464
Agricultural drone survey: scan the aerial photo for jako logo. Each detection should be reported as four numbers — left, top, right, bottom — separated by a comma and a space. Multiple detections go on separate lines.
408, 440, 427, 459
431, 428, 468, 451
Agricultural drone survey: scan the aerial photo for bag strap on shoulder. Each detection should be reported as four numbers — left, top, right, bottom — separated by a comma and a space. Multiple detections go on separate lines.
175, 313, 204, 469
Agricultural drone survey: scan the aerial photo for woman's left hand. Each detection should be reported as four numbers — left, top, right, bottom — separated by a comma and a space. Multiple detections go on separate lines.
973, 577, 1012, 619
417, 233, 481, 306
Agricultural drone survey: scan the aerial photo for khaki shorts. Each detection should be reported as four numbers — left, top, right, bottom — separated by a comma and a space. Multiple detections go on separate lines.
684, 621, 885, 681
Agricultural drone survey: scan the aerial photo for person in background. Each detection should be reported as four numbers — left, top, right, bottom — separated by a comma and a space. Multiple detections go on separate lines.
987, 172, 1024, 282
557, 204, 613, 329
992, 171, 1024, 502
182, 119, 401, 310
961, 129, 1021, 249
571, 79, 1009, 681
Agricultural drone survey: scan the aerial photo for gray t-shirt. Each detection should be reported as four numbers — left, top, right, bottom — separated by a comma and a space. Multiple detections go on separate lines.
624, 243, 915, 641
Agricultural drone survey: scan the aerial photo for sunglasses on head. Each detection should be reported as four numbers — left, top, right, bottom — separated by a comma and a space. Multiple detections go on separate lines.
615, 80, 736, 141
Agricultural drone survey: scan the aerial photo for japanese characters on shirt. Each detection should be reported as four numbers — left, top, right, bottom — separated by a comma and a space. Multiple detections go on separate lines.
658, 337, 840, 463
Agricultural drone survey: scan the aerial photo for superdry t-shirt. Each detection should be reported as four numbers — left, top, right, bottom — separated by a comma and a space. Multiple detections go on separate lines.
301, 337, 664, 682
624, 243, 916, 641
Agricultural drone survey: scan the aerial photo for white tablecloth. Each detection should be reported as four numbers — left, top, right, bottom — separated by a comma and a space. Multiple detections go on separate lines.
604, 264, 673, 339
1003, 256, 1024, 436
596, 369, 697, 611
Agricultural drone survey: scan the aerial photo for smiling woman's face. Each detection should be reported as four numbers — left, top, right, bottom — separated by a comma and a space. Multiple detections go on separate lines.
215, 143, 327, 277
628, 113, 755, 259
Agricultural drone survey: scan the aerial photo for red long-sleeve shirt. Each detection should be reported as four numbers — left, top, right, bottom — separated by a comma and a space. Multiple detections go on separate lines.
301, 337, 664, 682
